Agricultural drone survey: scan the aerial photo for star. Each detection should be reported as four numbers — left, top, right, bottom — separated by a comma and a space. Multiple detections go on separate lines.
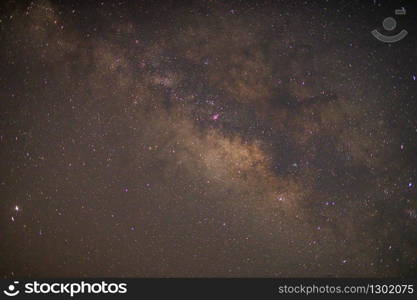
211, 113, 220, 121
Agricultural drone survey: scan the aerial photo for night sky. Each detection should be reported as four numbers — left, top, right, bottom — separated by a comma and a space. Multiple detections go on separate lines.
0, 0, 416, 277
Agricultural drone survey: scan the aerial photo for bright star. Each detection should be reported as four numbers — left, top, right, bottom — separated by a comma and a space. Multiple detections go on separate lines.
211, 113, 220, 121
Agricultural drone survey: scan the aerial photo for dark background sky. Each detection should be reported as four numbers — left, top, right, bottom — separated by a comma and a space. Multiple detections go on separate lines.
0, 0, 416, 277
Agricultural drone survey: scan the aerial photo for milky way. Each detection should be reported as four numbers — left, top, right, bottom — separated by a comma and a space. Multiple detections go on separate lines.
0, 0, 416, 277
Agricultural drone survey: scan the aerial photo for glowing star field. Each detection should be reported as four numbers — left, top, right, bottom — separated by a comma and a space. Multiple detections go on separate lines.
0, 0, 416, 277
